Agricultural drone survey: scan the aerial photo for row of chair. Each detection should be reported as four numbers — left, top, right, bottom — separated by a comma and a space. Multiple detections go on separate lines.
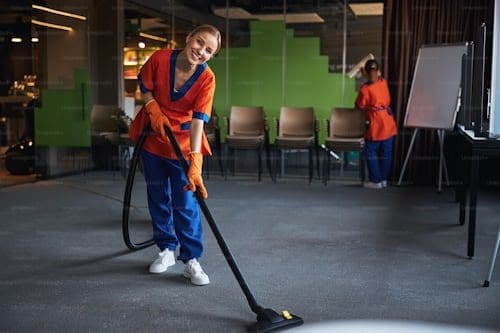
205, 106, 367, 184
90, 104, 366, 184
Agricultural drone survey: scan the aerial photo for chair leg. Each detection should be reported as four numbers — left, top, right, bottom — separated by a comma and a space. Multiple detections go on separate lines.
316, 144, 320, 179
322, 151, 329, 186
484, 224, 500, 287
231, 149, 236, 176
217, 149, 224, 176
265, 143, 274, 182
360, 150, 366, 183
357, 150, 362, 183
205, 155, 210, 180
273, 147, 280, 183
224, 144, 229, 181
257, 145, 262, 182
308, 147, 313, 184
340, 152, 346, 177
216, 136, 224, 176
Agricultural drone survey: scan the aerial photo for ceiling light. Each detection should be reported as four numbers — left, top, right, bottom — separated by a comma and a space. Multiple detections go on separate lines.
11, 37, 22, 43
32, 4, 87, 20
138, 41, 146, 49
139, 32, 167, 42
140, 18, 169, 30
31, 19, 73, 32
349, 3, 384, 16
31, 37, 39, 43
253, 13, 325, 24
212, 7, 324, 23
213, 7, 253, 19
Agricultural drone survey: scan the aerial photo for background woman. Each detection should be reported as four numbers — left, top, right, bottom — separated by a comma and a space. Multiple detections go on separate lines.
356, 59, 397, 189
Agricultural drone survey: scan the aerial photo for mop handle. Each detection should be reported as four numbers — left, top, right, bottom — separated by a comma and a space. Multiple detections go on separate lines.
161, 124, 264, 314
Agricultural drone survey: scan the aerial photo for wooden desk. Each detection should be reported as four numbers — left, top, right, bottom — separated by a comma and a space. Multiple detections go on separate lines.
456, 126, 500, 258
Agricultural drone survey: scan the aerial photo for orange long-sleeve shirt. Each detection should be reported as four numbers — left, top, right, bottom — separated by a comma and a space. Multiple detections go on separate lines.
356, 77, 397, 141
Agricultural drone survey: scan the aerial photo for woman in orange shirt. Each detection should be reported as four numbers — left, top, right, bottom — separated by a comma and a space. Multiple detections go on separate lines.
356, 59, 397, 189
129, 25, 220, 285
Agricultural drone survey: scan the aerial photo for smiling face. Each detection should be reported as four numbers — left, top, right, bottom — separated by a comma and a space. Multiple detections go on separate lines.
184, 31, 219, 66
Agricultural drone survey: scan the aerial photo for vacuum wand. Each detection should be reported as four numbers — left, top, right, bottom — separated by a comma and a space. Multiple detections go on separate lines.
162, 124, 303, 332
320, 144, 340, 160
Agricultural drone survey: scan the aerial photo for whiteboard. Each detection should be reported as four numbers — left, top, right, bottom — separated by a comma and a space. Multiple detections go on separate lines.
404, 44, 468, 130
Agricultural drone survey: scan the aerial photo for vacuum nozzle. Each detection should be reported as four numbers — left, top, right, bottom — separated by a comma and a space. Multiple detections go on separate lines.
248, 308, 303, 333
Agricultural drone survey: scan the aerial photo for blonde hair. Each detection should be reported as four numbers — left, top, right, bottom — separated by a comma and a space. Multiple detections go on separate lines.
186, 24, 222, 55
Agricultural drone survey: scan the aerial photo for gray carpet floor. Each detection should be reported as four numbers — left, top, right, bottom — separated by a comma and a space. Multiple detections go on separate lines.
1, 171, 499, 332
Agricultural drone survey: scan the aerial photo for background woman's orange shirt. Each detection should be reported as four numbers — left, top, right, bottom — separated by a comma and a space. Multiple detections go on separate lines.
356, 77, 397, 141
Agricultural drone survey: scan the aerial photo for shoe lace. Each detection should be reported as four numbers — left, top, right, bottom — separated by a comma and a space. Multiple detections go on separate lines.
189, 260, 203, 274
158, 250, 172, 262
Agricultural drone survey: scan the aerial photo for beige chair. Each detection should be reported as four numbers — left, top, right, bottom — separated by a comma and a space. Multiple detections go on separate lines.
274, 106, 319, 183
90, 105, 122, 170
323, 107, 366, 185
224, 106, 272, 181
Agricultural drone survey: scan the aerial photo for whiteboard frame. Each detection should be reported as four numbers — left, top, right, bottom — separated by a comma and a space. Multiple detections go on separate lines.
403, 42, 469, 130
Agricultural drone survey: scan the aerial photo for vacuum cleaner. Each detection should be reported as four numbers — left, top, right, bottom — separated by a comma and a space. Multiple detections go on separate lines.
122, 124, 303, 332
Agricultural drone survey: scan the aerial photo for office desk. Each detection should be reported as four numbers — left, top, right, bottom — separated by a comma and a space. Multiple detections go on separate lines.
456, 126, 500, 258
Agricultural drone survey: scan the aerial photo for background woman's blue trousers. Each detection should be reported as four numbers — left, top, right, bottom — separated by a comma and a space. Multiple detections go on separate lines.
365, 136, 395, 183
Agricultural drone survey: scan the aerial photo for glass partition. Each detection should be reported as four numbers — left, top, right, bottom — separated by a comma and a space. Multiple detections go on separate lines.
208, 1, 382, 179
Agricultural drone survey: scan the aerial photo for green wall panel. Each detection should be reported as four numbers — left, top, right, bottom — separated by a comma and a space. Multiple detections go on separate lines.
35, 69, 91, 147
210, 21, 357, 143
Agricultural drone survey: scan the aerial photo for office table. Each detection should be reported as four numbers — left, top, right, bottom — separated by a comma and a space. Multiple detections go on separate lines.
456, 126, 500, 258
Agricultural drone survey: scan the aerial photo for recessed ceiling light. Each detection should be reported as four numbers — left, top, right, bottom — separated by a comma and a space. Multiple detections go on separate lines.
349, 3, 384, 16
213, 7, 324, 23
32, 4, 86, 21
138, 41, 146, 49
31, 19, 73, 31
11, 37, 22, 43
139, 32, 167, 42
213, 7, 253, 19
253, 13, 325, 24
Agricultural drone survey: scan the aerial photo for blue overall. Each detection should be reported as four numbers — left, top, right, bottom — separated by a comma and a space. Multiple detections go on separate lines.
365, 136, 395, 183
142, 150, 203, 261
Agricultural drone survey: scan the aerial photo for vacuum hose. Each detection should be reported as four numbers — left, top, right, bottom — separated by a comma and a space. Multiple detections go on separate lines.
122, 127, 154, 250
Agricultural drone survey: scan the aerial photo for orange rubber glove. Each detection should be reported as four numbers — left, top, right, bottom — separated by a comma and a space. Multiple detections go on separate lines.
145, 99, 171, 139
184, 152, 208, 199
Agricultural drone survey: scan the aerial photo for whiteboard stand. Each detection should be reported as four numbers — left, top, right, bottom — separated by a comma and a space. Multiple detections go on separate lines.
398, 43, 468, 191
397, 128, 450, 192
397, 128, 419, 187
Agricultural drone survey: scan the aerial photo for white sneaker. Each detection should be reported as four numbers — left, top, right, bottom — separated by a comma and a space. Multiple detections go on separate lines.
363, 181, 383, 189
149, 249, 176, 273
183, 259, 210, 286
381, 180, 388, 188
